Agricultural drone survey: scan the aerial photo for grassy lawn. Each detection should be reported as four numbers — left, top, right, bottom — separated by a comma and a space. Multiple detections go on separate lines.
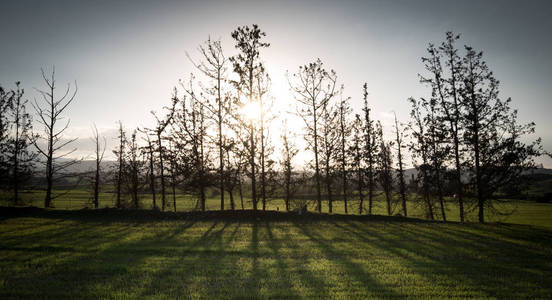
1, 208, 551, 298
3, 188, 551, 228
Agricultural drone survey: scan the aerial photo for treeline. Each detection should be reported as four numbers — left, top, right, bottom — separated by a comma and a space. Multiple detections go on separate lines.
0, 26, 545, 222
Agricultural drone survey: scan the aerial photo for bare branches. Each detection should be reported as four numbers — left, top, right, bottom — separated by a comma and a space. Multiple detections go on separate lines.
32, 67, 79, 207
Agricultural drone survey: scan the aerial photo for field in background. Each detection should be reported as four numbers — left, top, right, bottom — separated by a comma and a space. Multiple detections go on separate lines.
0, 211, 551, 298
2, 188, 551, 229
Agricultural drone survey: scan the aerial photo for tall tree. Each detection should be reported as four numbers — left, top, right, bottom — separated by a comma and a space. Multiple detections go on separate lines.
230, 24, 270, 211
33, 68, 79, 208
425, 97, 449, 221
439, 32, 466, 222
337, 94, 352, 214
320, 95, 339, 213
460, 46, 542, 223
177, 76, 210, 211
420, 34, 461, 222
113, 121, 126, 208
362, 84, 379, 215
408, 98, 435, 220
257, 72, 274, 211
142, 134, 157, 208
349, 114, 365, 214
378, 138, 395, 216
123, 130, 144, 208
148, 95, 177, 211
393, 112, 408, 216
5, 83, 36, 204
289, 59, 338, 213
280, 122, 299, 211
188, 37, 230, 210
0, 85, 14, 187
91, 124, 105, 209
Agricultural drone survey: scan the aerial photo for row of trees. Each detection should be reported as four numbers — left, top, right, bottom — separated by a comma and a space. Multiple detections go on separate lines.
0, 27, 544, 222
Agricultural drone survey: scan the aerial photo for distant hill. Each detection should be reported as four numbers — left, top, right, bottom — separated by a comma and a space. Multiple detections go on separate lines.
32, 159, 117, 174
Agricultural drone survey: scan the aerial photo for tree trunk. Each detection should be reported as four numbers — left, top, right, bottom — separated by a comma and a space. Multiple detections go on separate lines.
313, 109, 322, 213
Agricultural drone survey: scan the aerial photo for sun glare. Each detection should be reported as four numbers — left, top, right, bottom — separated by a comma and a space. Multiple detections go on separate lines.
241, 101, 261, 122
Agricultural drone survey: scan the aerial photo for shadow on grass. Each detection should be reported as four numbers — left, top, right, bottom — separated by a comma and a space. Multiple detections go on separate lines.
335, 219, 552, 298
1, 210, 551, 298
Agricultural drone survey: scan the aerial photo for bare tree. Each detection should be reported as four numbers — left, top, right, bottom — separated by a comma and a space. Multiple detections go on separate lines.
320, 95, 339, 213
289, 59, 338, 213
148, 96, 177, 211
141, 133, 157, 208
113, 121, 126, 208
257, 72, 274, 211
166, 140, 178, 212
91, 124, 106, 209
32, 68, 79, 208
176, 77, 210, 211
461, 46, 542, 223
349, 114, 365, 214
280, 122, 299, 211
425, 97, 449, 222
337, 94, 352, 214
123, 130, 144, 208
4, 83, 36, 204
187, 37, 230, 210
362, 83, 379, 215
378, 138, 395, 216
230, 24, 270, 211
436, 32, 466, 222
0, 85, 14, 188
393, 112, 408, 216
408, 97, 435, 220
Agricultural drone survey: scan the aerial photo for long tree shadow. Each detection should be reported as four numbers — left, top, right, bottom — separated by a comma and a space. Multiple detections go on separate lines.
0, 218, 199, 298
262, 221, 300, 298
338, 219, 552, 298
292, 220, 405, 298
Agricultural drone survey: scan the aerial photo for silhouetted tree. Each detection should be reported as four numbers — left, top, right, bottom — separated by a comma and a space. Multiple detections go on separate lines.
148, 94, 177, 211
436, 32, 466, 222
320, 95, 339, 213
393, 112, 408, 216
362, 83, 379, 215
113, 121, 126, 208
188, 37, 230, 210
378, 138, 395, 216
167, 140, 178, 212
257, 72, 274, 211
408, 97, 435, 220
230, 24, 270, 211
0, 85, 13, 188
289, 59, 338, 213
420, 34, 464, 222
141, 134, 157, 208
425, 97, 449, 222
4, 83, 36, 204
177, 77, 210, 211
32, 68, 79, 208
337, 94, 352, 214
349, 114, 365, 214
280, 122, 299, 211
460, 46, 542, 223
123, 130, 144, 208
91, 124, 105, 209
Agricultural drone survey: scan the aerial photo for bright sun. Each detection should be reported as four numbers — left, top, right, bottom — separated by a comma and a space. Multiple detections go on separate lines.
241, 101, 261, 121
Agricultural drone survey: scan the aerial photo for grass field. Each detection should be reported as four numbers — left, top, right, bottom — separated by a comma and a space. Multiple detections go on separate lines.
1, 206, 551, 299
2, 188, 551, 228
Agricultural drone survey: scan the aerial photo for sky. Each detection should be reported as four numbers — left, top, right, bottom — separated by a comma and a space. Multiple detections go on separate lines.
1, 0, 551, 167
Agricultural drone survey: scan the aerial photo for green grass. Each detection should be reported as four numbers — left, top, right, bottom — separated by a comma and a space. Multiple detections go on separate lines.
3, 188, 552, 228
1, 209, 552, 298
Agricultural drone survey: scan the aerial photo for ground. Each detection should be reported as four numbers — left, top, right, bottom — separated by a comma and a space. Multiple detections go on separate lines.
1, 207, 551, 299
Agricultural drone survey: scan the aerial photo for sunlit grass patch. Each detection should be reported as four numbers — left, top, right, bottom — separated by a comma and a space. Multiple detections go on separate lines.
1, 210, 551, 298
